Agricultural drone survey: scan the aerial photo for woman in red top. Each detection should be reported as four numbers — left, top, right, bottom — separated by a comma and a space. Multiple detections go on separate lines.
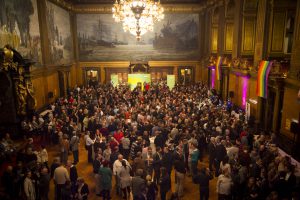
113, 129, 124, 143
109, 136, 119, 150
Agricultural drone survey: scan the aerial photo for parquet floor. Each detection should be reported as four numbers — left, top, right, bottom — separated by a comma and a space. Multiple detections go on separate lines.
47, 137, 218, 200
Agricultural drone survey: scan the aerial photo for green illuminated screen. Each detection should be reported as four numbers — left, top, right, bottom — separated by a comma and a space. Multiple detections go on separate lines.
110, 74, 119, 87
167, 75, 175, 89
128, 74, 151, 90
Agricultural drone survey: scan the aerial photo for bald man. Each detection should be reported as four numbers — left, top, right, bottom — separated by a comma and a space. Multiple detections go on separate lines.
113, 154, 130, 195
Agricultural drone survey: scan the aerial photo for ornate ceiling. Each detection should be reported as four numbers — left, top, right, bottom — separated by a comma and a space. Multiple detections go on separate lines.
65, 0, 202, 4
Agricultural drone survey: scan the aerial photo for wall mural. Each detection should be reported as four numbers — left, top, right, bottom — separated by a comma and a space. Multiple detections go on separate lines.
77, 13, 199, 61
0, 0, 42, 65
46, 1, 73, 65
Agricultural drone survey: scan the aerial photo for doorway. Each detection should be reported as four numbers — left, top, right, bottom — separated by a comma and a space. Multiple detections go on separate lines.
178, 66, 194, 85
262, 89, 276, 132
84, 68, 100, 87
58, 71, 65, 97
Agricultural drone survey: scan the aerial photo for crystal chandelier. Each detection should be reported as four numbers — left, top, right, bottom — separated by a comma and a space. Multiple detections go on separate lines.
112, 0, 164, 40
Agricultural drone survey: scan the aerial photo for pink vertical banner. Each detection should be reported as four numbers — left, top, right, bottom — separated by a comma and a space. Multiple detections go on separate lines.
211, 69, 216, 89
242, 77, 249, 108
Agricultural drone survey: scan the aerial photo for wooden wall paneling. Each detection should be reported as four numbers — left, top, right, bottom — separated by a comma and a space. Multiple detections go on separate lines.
211, 26, 218, 53
289, 0, 300, 79
46, 72, 59, 103
253, 0, 268, 65
225, 23, 234, 52
105, 67, 128, 84
211, 7, 219, 53
248, 77, 257, 117
217, 4, 226, 55
280, 86, 300, 139
149, 67, 174, 82
243, 0, 259, 11
242, 17, 256, 54
32, 77, 46, 108
235, 76, 241, 107
228, 73, 236, 103
195, 64, 201, 82
232, 0, 244, 59
70, 64, 77, 87
202, 67, 208, 84
270, 11, 286, 53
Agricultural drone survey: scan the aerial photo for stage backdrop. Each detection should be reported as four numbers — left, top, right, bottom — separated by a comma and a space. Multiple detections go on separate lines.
46, 0, 73, 65
76, 13, 200, 61
0, 0, 42, 65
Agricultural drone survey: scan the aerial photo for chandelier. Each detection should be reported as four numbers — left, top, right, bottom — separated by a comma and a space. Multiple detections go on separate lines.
112, 0, 164, 40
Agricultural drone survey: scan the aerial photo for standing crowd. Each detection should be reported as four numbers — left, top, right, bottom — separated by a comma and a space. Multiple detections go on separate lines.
0, 82, 299, 200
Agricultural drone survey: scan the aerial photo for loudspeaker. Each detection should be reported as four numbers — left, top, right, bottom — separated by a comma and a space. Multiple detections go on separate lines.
290, 121, 299, 134
229, 91, 234, 98
48, 92, 54, 99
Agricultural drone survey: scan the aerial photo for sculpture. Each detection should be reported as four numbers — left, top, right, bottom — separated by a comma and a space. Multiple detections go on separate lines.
0, 45, 36, 116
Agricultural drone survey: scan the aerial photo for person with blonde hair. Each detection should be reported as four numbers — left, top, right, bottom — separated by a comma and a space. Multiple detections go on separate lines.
118, 159, 132, 199
24, 171, 36, 200
216, 167, 233, 200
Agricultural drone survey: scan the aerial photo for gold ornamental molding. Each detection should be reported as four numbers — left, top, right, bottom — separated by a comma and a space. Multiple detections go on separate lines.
79, 61, 201, 68
48, 0, 73, 11
72, 4, 205, 14
149, 60, 201, 67
50, 0, 222, 13
79, 61, 130, 68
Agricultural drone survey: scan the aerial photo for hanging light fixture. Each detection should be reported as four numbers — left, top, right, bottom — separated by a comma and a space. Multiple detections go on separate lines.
112, 0, 164, 41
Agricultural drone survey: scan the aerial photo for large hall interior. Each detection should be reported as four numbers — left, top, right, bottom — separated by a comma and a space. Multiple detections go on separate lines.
0, 0, 300, 199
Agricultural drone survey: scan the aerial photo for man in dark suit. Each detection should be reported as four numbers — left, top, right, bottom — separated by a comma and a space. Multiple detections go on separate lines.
215, 139, 226, 176
67, 160, 78, 195
152, 147, 162, 185
208, 137, 216, 172
193, 167, 213, 200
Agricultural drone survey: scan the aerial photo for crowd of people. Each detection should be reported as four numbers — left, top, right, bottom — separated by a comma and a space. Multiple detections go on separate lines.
0, 82, 299, 200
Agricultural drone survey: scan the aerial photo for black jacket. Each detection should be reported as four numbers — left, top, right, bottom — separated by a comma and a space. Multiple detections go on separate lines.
161, 152, 173, 171
152, 152, 162, 171
159, 175, 171, 193
215, 144, 226, 161
193, 171, 213, 190
70, 165, 78, 183
208, 143, 216, 159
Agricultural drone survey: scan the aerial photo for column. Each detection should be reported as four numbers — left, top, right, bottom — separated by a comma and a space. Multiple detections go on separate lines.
70, 13, 79, 63
195, 64, 201, 82
100, 66, 105, 83
253, 0, 271, 124
70, 12, 78, 86
217, 3, 226, 56
232, 0, 243, 58
272, 79, 284, 133
289, 0, 300, 80
198, 13, 205, 59
221, 66, 230, 100
204, 9, 213, 57
36, 0, 51, 65
253, 0, 271, 66
173, 66, 178, 83
217, 3, 226, 95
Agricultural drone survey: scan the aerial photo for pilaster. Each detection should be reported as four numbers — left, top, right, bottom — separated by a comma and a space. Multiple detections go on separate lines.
289, 0, 300, 80
253, 0, 271, 66
232, 0, 243, 58
37, 0, 51, 65
217, 2, 226, 56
